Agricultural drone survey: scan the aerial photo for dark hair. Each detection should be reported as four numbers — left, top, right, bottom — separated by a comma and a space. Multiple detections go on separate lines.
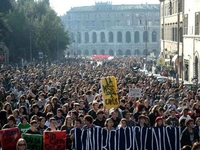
21, 115, 29, 122
75, 119, 82, 124
39, 116, 45, 122
46, 112, 54, 120
49, 117, 56, 122
19, 106, 28, 115
96, 110, 104, 115
192, 142, 200, 150
185, 119, 194, 126
84, 115, 93, 124
32, 104, 39, 109
30, 115, 39, 122
7, 115, 16, 124
71, 110, 78, 118
57, 108, 63, 113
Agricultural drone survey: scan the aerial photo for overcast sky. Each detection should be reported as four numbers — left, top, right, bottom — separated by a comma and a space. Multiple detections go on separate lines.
49, 0, 159, 16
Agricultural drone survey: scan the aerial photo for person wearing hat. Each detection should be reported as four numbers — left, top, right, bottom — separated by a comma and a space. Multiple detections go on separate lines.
155, 116, 165, 127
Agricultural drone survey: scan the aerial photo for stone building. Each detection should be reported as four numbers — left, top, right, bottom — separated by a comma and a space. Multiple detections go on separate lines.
61, 2, 160, 57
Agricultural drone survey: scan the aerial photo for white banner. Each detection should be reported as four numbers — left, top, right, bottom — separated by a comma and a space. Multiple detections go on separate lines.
128, 88, 142, 97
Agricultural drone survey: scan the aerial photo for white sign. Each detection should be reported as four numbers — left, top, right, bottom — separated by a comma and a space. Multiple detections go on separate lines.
38, 52, 43, 59
129, 88, 142, 97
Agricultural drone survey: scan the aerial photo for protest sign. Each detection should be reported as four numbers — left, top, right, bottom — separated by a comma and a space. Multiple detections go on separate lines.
43, 131, 66, 150
129, 88, 142, 97
101, 76, 119, 109
22, 133, 43, 150
0, 127, 21, 150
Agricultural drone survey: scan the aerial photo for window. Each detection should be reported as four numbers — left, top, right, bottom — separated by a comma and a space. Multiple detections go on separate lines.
152, 31, 157, 42
126, 31, 131, 43
127, 20, 131, 26
101, 21, 105, 27
100, 32, 105, 43
195, 12, 200, 35
92, 32, 97, 43
184, 14, 188, 35
180, 27, 183, 42
108, 32, 113, 43
117, 31, 122, 43
77, 32, 81, 43
143, 31, 148, 42
134, 31, 139, 43
85, 32, 89, 43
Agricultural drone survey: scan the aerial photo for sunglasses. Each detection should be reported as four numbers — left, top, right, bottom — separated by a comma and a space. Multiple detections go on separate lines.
18, 143, 26, 146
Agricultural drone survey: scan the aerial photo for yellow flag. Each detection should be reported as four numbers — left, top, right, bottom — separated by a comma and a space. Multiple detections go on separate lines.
101, 76, 119, 109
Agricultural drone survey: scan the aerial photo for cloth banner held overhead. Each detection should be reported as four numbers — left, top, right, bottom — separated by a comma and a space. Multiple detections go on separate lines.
43, 131, 66, 150
22, 133, 43, 150
73, 126, 181, 150
101, 76, 119, 109
0, 127, 21, 150
129, 88, 142, 97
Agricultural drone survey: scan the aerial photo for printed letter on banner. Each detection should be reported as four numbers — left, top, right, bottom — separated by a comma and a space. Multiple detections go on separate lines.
22, 133, 43, 150
43, 131, 66, 150
0, 127, 21, 150
101, 76, 119, 109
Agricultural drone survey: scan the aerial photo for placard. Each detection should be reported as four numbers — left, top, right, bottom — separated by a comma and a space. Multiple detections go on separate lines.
101, 76, 119, 109
43, 131, 66, 150
0, 127, 21, 150
22, 133, 43, 150
129, 88, 142, 97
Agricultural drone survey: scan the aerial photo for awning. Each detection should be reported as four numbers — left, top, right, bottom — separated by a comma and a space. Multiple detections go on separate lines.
172, 54, 178, 62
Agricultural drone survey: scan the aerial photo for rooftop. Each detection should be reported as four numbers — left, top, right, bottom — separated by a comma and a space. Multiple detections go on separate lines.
68, 3, 160, 12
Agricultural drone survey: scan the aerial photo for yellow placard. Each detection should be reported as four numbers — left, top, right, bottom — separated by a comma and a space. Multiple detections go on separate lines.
157, 58, 165, 66
101, 76, 119, 109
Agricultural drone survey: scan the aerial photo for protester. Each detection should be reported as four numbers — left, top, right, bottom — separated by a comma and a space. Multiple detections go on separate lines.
16, 138, 27, 150
25, 120, 40, 134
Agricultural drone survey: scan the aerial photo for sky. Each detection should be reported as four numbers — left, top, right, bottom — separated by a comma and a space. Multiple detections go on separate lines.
49, 0, 159, 16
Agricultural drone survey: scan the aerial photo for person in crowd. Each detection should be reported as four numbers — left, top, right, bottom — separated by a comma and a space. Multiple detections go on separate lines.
4, 102, 13, 116
29, 104, 44, 121
181, 119, 199, 147
37, 93, 47, 111
122, 110, 135, 126
134, 104, 145, 122
54, 108, 65, 129
179, 108, 192, 123
18, 115, 30, 133
110, 109, 121, 128
16, 138, 27, 150
43, 103, 53, 117
0, 109, 7, 129
45, 112, 54, 127
19, 106, 28, 117
25, 120, 40, 134
166, 108, 179, 127
2, 115, 17, 129
137, 115, 148, 127
154, 116, 165, 127
13, 109, 21, 125
61, 116, 73, 150
45, 117, 58, 131
117, 118, 127, 128
149, 105, 160, 126
82, 115, 95, 129
62, 103, 69, 117
88, 101, 99, 119
37, 116, 47, 134
104, 118, 114, 130
16, 96, 29, 114
93, 109, 106, 127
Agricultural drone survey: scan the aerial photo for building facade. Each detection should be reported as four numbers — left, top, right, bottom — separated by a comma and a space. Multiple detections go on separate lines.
183, 0, 200, 83
159, 0, 183, 79
61, 2, 160, 57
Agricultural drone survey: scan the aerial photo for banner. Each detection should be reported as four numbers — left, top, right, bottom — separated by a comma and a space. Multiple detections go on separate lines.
43, 131, 66, 150
0, 127, 21, 150
128, 88, 142, 97
73, 126, 181, 150
101, 76, 119, 109
22, 133, 43, 150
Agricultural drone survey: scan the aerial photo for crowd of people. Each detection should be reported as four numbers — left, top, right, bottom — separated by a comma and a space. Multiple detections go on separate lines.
0, 57, 200, 150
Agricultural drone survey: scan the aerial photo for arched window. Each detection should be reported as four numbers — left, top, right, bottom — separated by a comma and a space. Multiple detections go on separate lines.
85, 32, 89, 43
143, 31, 148, 42
108, 32, 113, 43
126, 49, 131, 55
100, 32, 105, 43
134, 31, 139, 43
152, 31, 157, 42
134, 49, 140, 55
117, 31, 122, 43
100, 49, 105, 54
109, 50, 114, 56
84, 49, 89, 55
92, 49, 97, 55
92, 32, 97, 43
117, 49, 123, 55
77, 32, 81, 43
126, 31, 131, 43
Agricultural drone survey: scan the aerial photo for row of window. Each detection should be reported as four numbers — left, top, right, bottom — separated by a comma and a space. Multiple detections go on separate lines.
77, 49, 157, 56
184, 13, 200, 35
71, 31, 157, 43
